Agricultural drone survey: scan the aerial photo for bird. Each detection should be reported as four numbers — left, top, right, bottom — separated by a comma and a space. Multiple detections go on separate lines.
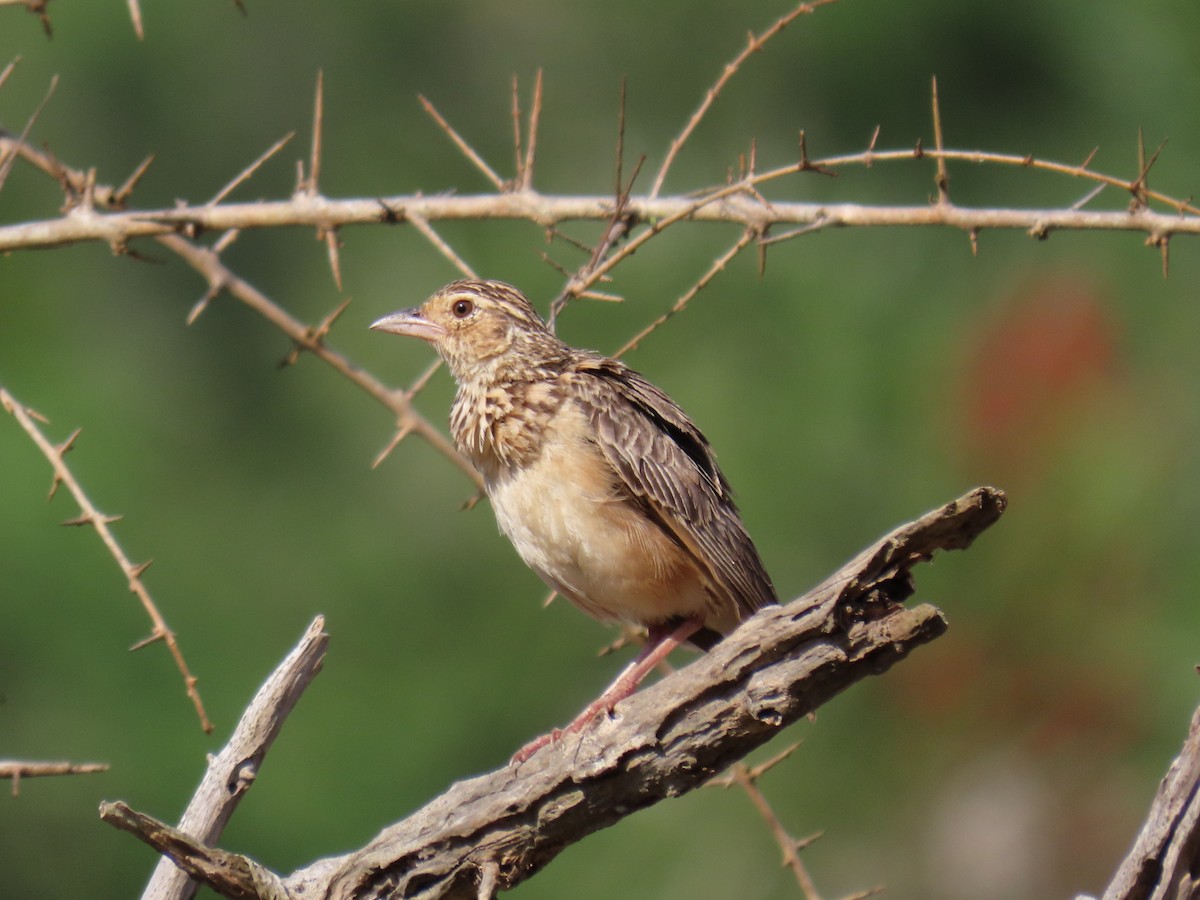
371, 279, 777, 761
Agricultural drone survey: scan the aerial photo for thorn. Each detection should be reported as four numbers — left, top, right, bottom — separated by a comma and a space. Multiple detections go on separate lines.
56, 428, 82, 457
460, 490, 484, 512
0, 60, 18, 94
61, 512, 121, 527
968, 228, 979, 257
324, 228, 344, 291
129, 559, 154, 581
0, 73, 58, 193
371, 422, 414, 468
793, 831, 823, 852
113, 154, 155, 207
913, 137, 924, 158
841, 884, 887, 900
795, 130, 836, 177
129, 630, 164, 652
1080, 145, 1099, 169
597, 626, 641, 657
1151, 233, 1170, 278
522, 68, 544, 190
511, 73, 524, 186
1071, 183, 1106, 211
127, 0, 144, 39
213, 230, 240, 255
747, 741, 803, 779
314, 296, 352, 342
417, 93, 506, 191
209, 133, 295, 206
930, 75, 950, 204
864, 125, 881, 166
308, 70, 325, 196
576, 290, 624, 304
1129, 127, 1149, 211
614, 76, 627, 198
187, 283, 222, 326
542, 588, 557, 608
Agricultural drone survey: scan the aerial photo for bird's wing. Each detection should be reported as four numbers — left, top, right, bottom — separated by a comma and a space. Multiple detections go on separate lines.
575, 356, 777, 620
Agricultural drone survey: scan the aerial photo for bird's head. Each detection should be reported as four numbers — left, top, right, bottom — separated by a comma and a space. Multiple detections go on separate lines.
371, 279, 567, 384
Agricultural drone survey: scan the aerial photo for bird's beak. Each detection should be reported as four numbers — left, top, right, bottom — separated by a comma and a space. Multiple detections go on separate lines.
370, 308, 446, 344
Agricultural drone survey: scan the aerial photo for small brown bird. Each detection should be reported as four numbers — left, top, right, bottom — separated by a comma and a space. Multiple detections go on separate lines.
372, 279, 776, 760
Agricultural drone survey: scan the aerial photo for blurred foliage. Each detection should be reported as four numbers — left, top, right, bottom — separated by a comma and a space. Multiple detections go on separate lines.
2, 1, 1199, 898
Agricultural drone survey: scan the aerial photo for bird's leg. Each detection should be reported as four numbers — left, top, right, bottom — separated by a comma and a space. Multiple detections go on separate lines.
511, 619, 702, 764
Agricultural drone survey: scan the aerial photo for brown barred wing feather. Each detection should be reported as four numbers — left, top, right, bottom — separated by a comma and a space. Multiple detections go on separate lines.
575, 356, 778, 624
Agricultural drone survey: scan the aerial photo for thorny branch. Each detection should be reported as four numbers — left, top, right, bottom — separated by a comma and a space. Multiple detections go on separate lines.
0, 387, 212, 733
650, 0, 840, 198
1, 759, 109, 797
3, 142, 1197, 255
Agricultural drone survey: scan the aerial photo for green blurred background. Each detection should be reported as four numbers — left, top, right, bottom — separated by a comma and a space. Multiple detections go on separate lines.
3, 1, 1199, 897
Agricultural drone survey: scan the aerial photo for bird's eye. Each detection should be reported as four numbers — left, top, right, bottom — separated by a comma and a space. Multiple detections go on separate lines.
451, 298, 475, 318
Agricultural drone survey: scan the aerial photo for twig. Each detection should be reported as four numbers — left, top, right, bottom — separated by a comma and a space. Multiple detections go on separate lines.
614, 227, 756, 357
1, 760, 109, 797
1, 387, 212, 733
153, 233, 482, 489
649, 0, 839, 198
0, 72, 56, 193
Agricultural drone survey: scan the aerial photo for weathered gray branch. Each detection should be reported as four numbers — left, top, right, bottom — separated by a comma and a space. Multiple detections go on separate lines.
102, 616, 328, 900
1081, 700, 1200, 900
100, 487, 1005, 900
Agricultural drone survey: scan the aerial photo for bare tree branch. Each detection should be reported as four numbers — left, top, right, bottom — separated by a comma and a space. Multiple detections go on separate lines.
1, 760, 109, 796
1084, 699, 1200, 900
1, 386, 212, 733
136, 616, 329, 900
101, 487, 1006, 900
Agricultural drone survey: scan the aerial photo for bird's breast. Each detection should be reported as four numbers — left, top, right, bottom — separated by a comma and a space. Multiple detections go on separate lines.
482, 401, 721, 629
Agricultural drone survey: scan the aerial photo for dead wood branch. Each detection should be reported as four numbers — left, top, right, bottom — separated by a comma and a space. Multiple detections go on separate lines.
107, 616, 328, 900
101, 487, 1005, 900
1082, 699, 1200, 900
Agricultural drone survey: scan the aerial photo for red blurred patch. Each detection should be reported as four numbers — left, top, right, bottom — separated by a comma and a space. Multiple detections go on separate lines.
961, 273, 1121, 470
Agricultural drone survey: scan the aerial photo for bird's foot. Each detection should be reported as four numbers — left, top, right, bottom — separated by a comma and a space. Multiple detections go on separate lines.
511, 728, 564, 765
509, 620, 703, 765
509, 699, 615, 765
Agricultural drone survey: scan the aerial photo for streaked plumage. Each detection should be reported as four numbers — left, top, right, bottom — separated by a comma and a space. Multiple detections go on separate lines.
372, 279, 776, 650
